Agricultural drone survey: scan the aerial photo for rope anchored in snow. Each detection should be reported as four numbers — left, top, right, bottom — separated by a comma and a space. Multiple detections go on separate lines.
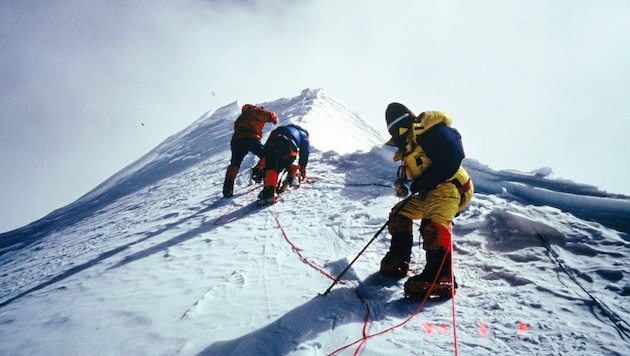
218, 185, 461, 354
321, 195, 414, 296
537, 233, 630, 340
322, 195, 460, 355
328, 237, 460, 356
271, 203, 342, 282
212, 185, 259, 226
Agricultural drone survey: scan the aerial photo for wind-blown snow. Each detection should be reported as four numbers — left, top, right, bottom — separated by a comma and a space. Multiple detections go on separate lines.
1, 89, 629, 355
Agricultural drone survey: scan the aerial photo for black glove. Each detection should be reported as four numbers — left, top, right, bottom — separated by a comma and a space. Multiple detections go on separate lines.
409, 178, 427, 196
299, 166, 306, 181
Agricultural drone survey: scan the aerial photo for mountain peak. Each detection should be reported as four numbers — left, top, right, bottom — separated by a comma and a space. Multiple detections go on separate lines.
256, 88, 386, 154
0, 89, 387, 244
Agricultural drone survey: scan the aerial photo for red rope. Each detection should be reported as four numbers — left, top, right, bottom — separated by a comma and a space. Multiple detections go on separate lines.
271, 203, 343, 283
448, 229, 460, 356
353, 287, 371, 355
212, 185, 258, 226
329, 232, 461, 356
218, 183, 459, 355
328, 277, 436, 355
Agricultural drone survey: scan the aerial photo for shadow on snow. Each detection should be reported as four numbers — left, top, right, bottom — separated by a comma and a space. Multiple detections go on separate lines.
197, 270, 447, 356
0, 195, 260, 308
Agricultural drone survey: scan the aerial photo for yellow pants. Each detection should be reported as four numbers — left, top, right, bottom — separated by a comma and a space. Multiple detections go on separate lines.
392, 167, 474, 229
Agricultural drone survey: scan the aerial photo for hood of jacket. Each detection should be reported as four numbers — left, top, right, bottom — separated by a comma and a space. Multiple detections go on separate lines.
392, 111, 452, 161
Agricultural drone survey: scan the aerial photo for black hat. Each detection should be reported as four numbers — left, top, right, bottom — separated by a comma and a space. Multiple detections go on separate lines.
385, 102, 414, 146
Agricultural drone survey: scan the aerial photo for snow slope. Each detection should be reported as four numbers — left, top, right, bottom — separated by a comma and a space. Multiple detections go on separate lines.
1, 88, 629, 355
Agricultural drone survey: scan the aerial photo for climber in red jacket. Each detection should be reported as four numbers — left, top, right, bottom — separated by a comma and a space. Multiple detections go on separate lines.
223, 104, 278, 197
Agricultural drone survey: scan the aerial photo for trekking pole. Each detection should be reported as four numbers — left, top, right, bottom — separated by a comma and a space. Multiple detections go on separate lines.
276, 169, 287, 190
277, 168, 292, 193
320, 195, 413, 296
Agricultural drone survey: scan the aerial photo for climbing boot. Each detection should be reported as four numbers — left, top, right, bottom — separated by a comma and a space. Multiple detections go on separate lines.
404, 249, 457, 299
380, 214, 413, 278
380, 252, 410, 278
257, 186, 277, 206
223, 165, 239, 197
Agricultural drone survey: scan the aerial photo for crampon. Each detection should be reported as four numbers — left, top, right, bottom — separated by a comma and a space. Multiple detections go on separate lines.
403, 277, 456, 300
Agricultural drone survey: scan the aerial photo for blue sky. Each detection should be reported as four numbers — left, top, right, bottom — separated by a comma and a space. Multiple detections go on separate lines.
2, 0, 629, 233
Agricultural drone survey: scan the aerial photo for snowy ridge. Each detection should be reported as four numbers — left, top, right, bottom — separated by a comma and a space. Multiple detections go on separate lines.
77, 102, 241, 205
287, 88, 385, 154
81, 88, 385, 206
464, 159, 630, 232
1, 89, 629, 355
251, 88, 386, 153
0, 89, 382, 255
0, 102, 239, 255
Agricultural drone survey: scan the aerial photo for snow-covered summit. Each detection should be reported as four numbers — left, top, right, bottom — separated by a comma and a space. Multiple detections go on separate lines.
0, 89, 384, 252
85, 88, 385, 205
258, 88, 386, 154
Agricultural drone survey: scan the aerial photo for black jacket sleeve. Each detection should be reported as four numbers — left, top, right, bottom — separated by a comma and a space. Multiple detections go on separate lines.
297, 129, 310, 169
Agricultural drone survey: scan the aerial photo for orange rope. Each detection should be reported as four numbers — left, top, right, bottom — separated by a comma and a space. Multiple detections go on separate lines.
216, 184, 459, 355
271, 203, 344, 283
329, 238, 460, 355
212, 185, 258, 226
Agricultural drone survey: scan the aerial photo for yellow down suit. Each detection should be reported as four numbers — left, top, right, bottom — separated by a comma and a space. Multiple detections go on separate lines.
388, 110, 473, 252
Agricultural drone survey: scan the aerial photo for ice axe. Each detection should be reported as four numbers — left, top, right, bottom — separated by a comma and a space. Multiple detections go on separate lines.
320, 195, 413, 296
